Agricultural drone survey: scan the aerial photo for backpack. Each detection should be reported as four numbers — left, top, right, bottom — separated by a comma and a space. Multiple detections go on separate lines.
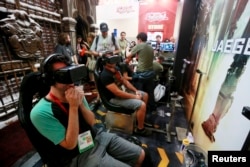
95, 33, 116, 51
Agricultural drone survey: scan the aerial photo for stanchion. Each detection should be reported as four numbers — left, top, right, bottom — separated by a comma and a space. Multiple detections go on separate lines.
189, 69, 205, 130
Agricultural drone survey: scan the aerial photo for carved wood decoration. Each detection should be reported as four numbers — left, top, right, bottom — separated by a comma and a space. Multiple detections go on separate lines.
0, 10, 43, 59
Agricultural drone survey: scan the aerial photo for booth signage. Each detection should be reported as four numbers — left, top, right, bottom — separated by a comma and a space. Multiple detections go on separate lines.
116, 5, 135, 14
145, 12, 168, 22
148, 24, 164, 30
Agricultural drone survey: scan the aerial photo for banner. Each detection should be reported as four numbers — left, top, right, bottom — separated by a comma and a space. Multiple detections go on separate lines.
138, 0, 178, 41
183, 0, 250, 151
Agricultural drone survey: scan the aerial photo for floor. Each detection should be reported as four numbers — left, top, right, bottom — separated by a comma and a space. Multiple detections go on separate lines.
6, 80, 190, 167
92, 99, 189, 167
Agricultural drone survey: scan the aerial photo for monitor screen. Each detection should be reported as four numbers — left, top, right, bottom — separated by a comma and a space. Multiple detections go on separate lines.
160, 42, 175, 52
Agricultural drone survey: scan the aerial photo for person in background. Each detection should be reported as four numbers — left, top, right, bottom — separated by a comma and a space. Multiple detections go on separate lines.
89, 22, 120, 105
76, 35, 88, 65
30, 53, 146, 167
54, 32, 78, 64
86, 32, 97, 82
153, 55, 164, 83
100, 51, 152, 136
90, 22, 120, 56
118, 31, 129, 61
126, 32, 156, 114
155, 35, 162, 56
129, 41, 136, 52
118, 62, 134, 82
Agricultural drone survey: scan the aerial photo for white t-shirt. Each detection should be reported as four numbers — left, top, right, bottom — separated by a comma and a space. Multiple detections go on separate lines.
90, 34, 120, 52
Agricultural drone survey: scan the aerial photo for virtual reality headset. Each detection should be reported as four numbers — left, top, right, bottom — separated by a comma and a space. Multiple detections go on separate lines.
53, 64, 87, 84
103, 54, 121, 64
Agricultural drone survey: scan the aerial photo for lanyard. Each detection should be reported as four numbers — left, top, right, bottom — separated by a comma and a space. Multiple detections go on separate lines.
49, 92, 68, 115
49, 93, 83, 133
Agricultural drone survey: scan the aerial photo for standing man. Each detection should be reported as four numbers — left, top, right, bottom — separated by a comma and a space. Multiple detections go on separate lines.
89, 22, 120, 105
118, 31, 129, 60
54, 32, 78, 64
90, 22, 120, 56
126, 32, 156, 113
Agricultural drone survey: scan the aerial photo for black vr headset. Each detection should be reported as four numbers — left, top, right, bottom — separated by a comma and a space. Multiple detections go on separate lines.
41, 53, 87, 85
53, 64, 87, 84
102, 51, 121, 64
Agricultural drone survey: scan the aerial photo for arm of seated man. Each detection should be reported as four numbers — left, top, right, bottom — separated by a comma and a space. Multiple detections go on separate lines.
106, 82, 141, 100
122, 78, 137, 94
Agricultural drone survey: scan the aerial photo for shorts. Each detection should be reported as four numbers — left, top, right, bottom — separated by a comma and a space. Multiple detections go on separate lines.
70, 132, 142, 167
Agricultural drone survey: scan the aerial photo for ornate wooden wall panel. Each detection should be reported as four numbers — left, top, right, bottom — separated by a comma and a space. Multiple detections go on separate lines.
0, 0, 62, 119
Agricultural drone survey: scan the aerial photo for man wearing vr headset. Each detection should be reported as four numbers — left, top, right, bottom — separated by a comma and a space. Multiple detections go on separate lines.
100, 51, 152, 136
30, 54, 146, 167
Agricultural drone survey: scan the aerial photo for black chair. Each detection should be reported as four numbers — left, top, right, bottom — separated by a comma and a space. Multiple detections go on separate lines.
17, 71, 59, 166
94, 57, 136, 134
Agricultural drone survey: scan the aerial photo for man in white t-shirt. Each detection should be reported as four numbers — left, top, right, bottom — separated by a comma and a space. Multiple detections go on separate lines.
118, 31, 129, 60
90, 22, 120, 56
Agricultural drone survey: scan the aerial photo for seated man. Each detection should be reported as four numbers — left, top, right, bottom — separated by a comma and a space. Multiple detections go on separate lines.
30, 53, 146, 167
153, 55, 164, 82
100, 51, 152, 136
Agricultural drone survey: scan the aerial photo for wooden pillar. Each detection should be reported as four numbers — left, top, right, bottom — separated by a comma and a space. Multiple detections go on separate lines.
61, 0, 77, 53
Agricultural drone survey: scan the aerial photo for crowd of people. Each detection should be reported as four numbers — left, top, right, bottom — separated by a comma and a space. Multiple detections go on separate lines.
52, 22, 173, 125
29, 22, 174, 166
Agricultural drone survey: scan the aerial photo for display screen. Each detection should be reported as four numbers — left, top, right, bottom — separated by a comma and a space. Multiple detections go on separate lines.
160, 42, 175, 52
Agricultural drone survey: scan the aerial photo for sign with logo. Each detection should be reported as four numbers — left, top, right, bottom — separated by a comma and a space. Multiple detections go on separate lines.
138, 1, 178, 40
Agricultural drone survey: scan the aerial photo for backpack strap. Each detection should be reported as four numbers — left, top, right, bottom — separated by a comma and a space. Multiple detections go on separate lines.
112, 33, 119, 50
95, 34, 117, 51
95, 35, 99, 51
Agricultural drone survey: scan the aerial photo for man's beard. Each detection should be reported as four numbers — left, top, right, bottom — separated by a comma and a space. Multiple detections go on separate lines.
65, 41, 71, 45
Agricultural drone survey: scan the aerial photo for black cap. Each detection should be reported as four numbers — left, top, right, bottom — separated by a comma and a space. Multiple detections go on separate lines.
100, 22, 109, 32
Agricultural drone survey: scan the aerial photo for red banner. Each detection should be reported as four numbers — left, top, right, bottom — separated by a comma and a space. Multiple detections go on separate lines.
138, 0, 178, 41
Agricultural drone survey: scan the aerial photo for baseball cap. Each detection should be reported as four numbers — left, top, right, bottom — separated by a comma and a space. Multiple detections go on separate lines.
100, 22, 109, 32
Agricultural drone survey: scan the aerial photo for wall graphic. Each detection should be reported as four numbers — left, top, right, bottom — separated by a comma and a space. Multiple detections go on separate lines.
0, 10, 43, 59
183, 0, 250, 151
138, 0, 178, 41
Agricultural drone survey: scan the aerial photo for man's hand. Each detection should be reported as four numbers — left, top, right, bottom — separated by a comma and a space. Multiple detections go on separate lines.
65, 87, 84, 109
125, 57, 132, 64
135, 93, 142, 100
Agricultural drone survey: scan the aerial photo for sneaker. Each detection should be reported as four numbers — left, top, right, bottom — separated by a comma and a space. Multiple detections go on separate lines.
134, 128, 152, 136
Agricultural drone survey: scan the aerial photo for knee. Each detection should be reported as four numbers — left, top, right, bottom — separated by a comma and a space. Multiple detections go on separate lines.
142, 92, 148, 101
136, 149, 145, 166
139, 102, 146, 111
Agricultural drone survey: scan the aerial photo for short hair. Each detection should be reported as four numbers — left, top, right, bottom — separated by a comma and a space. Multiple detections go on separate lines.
158, 55, 165, 61
120, 31, 126, 36
41, 53, 72, 85
156, 35, 161, 39
136, 32, 147, 42
87, 32, 96, 40
77, 35, 83, 39
57, 32, 69, 45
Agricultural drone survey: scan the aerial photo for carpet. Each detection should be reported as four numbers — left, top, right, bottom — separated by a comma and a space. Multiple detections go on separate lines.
0, 120, 34, 167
